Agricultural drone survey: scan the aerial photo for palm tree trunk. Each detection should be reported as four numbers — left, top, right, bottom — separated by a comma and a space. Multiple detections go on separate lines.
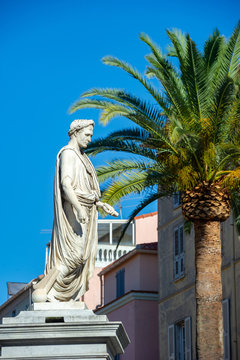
194, 220, 224, 360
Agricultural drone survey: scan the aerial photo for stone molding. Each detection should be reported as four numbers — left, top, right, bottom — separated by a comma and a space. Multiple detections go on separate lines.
96, 291, 158, 315
0, 309, 129, 360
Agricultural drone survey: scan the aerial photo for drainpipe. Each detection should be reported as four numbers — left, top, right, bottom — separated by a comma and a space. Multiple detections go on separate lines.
96, 274, 104, 309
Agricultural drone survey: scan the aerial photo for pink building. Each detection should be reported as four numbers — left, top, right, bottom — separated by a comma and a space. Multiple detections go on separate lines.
95, 242, 158, 360
83, 211, 159, 359
83, 211, 158, 310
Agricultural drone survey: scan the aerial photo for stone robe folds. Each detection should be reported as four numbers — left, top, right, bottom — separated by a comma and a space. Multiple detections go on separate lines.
45, 146, 101, 301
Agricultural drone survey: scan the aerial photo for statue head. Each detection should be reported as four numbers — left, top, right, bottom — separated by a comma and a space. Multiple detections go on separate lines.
68, 119, 95, 137
68, 119, 95, 149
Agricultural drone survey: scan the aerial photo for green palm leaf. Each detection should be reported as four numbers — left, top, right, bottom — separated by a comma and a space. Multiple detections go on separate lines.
71, 23, 240, 239
86, 137, 157, 159
96, 159, 156, 182
101, 172, 151, 205
102, 55, 170, 113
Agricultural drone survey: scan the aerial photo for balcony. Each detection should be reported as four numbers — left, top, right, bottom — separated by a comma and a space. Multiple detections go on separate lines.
95, 219, 135, 267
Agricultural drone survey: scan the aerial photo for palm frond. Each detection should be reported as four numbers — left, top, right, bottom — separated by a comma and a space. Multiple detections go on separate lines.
203, 29, 223, 70
81, 88, 166, 123
210, 77, 235, 143
212, 22, 240, 89
86, 137, 157, 159
228, 98, 240, 142
183, 35, 209, 120
101, 172, 151, 205
166, 29, 187, 63
96, 158, 156, 183
227, 21, 240, 79
102, 56, 170, 113
140, 33, 190, 123
98, 103, 131, 124
104, 127, 150, 142
69, 98, 113, 113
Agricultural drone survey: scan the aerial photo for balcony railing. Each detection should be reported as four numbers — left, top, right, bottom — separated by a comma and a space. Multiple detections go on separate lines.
95, 244, 135, 267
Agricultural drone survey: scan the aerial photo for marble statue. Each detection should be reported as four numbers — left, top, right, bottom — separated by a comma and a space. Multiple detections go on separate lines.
32, 119, 118, 303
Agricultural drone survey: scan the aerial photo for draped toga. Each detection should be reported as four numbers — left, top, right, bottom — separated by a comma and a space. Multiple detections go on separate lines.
45, 146, 101, 301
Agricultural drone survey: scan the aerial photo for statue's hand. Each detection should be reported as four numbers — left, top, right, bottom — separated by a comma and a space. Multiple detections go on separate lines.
76, 208, 89, 224
96, 201, 119, 217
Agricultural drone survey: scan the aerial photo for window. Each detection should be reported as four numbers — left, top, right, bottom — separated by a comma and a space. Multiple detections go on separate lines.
173, 192, 181, 208
168, 317, 191, 360
222, 299, 230, 360
112, 223, 133, 245
116, 269, 125, 298
174, 225, 184, 279
98, 223, 110, 244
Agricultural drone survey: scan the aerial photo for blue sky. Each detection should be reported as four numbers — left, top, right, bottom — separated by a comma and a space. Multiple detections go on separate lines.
0, 0, 239, 304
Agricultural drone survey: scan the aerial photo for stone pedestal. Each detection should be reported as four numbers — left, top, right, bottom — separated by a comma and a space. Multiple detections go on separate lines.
0, 303, 129, 359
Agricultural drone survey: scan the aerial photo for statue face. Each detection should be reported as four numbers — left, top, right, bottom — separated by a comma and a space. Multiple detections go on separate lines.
75, 125, 93, 148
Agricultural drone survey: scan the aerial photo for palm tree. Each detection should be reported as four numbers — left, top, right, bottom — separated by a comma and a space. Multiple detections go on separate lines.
70, 24, 240, 359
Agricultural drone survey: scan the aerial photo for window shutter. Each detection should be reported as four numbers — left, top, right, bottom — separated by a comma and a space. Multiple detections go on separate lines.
121, 269, 125, 296
116, 269, 125, 298
222, 299, 230, 360
174, 229, 179, 278
174, 229, 179, 256
116, 271, 119, 298
184, 317, 192, 360
168, 324, 175, 360
174, 226, 184, 279
179, 226, 184, 252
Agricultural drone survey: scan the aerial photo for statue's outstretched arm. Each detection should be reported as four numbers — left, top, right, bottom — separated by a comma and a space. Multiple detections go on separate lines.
96, 201, 119, 217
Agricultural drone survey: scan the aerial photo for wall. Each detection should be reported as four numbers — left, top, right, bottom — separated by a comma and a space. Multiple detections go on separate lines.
107, 298, 158, 360
158, 286, 196, 360
103, 251, 158, 305
107, 301, 136, 360
158, 208, 195, 301
0, 288, 31, 322
221, 213, 240, 359
135, 212, 158, 244
139, 253, 158, 292
82, 267, 102, 310
103, 254, 141, 305
158, 195, 240, 360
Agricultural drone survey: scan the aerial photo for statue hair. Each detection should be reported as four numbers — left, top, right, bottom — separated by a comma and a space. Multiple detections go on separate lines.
68, 119, 95, 137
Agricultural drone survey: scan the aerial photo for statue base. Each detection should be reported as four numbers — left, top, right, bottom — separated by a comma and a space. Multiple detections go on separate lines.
0, 303, 129, 359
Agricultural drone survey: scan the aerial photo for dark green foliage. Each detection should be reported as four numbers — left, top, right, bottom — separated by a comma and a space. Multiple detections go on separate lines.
70, 23, 240, 232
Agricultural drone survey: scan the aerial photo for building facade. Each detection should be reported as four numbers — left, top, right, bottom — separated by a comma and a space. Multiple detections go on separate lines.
83, 212, 158, 310
158, 194, 240, 360
96, 242, 159, 360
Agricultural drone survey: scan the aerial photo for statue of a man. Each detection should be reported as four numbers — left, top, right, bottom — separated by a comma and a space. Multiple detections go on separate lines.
32, 119, 118, 303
